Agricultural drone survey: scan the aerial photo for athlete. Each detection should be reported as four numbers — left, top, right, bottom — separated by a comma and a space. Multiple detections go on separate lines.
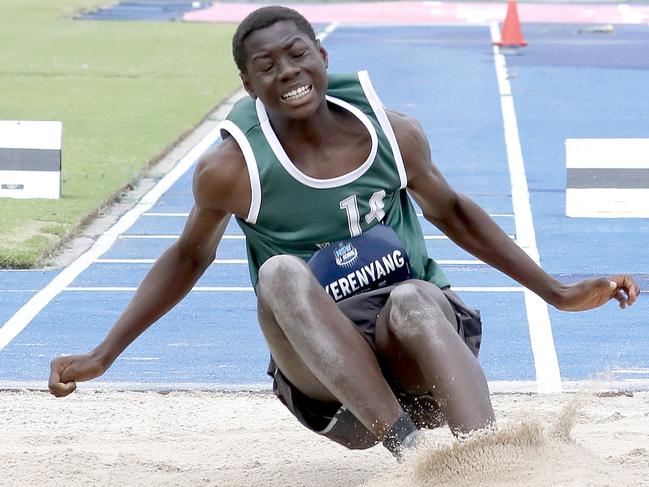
49, 6, 640, 460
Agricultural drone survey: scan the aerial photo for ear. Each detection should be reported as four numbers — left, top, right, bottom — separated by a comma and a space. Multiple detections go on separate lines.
316, 40, 329, 69
240, 72, 257, 99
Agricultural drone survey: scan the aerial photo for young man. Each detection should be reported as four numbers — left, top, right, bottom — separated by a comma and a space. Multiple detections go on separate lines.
49, 6, 639, 459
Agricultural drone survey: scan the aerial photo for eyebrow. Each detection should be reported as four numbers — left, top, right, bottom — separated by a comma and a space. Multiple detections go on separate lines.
250, 36, 308, 61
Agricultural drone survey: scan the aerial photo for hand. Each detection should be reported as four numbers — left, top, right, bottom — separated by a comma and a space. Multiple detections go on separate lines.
554, 274, 640, 312
48, 353, 107, 397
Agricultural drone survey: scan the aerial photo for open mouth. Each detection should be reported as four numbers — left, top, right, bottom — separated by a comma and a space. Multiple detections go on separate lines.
281, 85, 312, 102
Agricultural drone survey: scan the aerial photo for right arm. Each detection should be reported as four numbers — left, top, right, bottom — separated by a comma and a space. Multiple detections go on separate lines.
49, 137, 251, 396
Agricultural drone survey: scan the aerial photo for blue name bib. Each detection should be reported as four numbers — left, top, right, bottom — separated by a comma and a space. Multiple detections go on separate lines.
308, 224, 412, 302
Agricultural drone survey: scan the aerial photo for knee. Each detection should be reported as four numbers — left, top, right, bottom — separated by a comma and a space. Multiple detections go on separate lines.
258, 254, 310, 298
387, 281, 451, 340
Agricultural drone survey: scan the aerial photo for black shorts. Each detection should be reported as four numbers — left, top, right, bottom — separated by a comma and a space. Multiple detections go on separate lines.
267, 284, 483, 450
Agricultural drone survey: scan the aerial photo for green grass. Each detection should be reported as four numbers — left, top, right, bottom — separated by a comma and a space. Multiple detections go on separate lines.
0, 0, 240, 268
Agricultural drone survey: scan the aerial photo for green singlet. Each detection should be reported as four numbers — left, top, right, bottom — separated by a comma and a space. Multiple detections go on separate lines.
217, 71, 450, 290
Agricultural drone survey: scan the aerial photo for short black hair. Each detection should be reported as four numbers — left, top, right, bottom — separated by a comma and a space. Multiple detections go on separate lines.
232, 6, 317, 74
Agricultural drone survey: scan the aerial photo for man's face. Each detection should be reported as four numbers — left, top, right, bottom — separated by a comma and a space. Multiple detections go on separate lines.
241, 20, 329, 120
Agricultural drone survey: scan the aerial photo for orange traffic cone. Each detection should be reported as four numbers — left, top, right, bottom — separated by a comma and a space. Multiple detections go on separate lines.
496, 0, 527, 47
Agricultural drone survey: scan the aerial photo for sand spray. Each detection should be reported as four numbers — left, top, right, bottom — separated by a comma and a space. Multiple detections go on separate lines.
364, 383, 646, 486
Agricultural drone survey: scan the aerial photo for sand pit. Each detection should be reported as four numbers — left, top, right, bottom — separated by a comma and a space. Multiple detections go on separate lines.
2, 388, 648, 486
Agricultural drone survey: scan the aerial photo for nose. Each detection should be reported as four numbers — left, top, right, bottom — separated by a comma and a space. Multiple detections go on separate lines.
277, 57, 300, 82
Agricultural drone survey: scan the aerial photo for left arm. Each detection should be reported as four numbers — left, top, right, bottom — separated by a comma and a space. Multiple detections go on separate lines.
388, 110, 640, 311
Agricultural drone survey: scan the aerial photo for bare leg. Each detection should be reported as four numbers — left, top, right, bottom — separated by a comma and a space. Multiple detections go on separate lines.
375, 280, 495, 435
257, 254, 405, 438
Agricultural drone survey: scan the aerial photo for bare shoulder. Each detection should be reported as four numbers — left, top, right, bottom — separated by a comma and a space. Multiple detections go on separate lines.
192, 135, 251, 218
386, 110, 457, 222
386, 109, 433, 179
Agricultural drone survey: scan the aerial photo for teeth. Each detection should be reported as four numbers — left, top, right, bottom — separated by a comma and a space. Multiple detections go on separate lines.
282, 85, 312, 101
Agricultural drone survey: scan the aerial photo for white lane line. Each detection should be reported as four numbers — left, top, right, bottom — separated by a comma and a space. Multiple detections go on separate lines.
64, 286, 255, 292
119, 234, 178, 239
416, 212, 514, 218
453, 286, 523, 292
118, 357, 160, 361
119, 234, 244, 240
94, 258, 248, 265
118, 234, 513, 242
94, 259, 158, 264
0, 290, 43, 293
0, 121, 227, 351
151, 210, 515, 220
438, 259, 485, 265
424, 234, 515, 240
611, 368, 649, 375
142, 212, 189, 217
318, 21, 340, 41
63, 286, 522, 293
2, 378, 646, 393
491, 23, 561, 394
93, 258, 485, 266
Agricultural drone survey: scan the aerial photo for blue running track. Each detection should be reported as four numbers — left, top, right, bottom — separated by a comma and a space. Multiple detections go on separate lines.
1, 23, 648, 391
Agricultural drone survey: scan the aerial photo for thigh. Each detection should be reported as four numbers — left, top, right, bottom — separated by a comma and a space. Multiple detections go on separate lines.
257, 292, 336, 403
374, 280, 459, 394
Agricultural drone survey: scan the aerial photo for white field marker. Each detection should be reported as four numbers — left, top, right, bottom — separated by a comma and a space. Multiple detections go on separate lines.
490, 23, 562, 393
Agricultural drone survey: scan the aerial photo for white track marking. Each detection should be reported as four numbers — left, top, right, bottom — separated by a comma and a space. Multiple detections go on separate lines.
416, 211, 513, 218
118, 234, 511, 241
438, 259, 485, 265
318, 22, 340, 41
142, 209, 512, 224
94, 258, 485, 266
119, 234, 244, 239
62, 286, 522, 293
424, 234, 515, 240
0, 290, 42, 293
610, 368, 649, 375
142, 212, 189, 217
0, 123, 225, 350
1, 378, 647, 393
453, 286, 523, 292
64, 287, 255, 292
491, 23, 561, 394
94, 258, 248, 265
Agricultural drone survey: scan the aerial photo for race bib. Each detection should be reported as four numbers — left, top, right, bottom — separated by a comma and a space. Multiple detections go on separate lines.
308, 224, 412, 302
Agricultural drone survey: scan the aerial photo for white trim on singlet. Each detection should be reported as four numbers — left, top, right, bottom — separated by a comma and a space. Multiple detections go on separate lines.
255, 95, 379, 189
357, 70, 408, 190
217, 120, 261, 224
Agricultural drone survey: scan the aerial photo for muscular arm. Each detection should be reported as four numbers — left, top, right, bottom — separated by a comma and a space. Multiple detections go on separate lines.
49, 137, 251, 396
388, 110, 640, 311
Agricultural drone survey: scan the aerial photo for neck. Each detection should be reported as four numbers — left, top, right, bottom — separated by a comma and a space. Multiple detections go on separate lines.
266, 99, 339, 146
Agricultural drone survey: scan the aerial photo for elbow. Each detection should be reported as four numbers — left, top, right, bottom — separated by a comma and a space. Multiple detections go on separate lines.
172, 241, 215, 274
424, 192, 463, 233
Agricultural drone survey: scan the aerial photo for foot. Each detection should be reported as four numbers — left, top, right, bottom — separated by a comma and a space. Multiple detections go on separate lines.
392, 429, 426, 462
